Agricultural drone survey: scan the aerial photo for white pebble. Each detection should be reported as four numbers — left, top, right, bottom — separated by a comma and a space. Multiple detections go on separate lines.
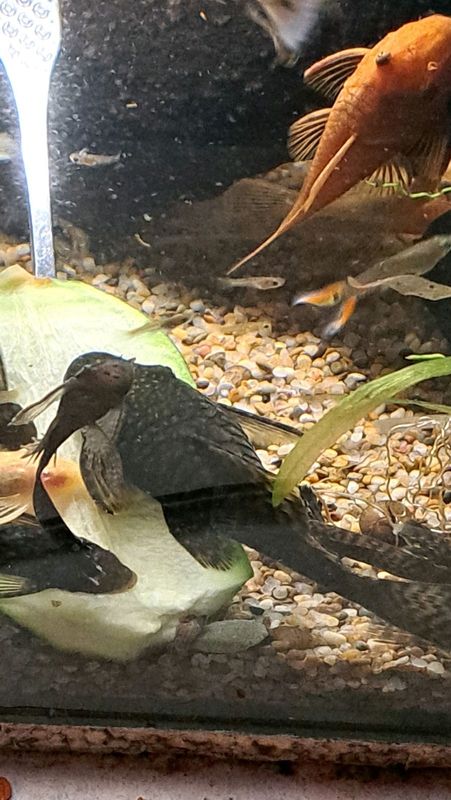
382, 655, 410, 670
314, 646, 333, 657
141, 298, 156, 315
426, 661, 445, 675
345, 372, 367, 389
329, 383, 346, 395
411, 657, 428, 669
272, 586, 289, 601
321, 630, 347, 647
273, 366, 295, 380
304, 344, 319, 358
324, 655, 337, 666
307, 611, 339, 628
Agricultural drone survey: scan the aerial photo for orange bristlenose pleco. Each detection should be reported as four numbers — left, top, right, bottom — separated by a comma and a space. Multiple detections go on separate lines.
229, 14, 451, 273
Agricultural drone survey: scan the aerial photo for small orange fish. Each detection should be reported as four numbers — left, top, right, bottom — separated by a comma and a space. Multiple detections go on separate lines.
294, 234, 451, 336
292, 281, 356, 337
229, 14, 451, 273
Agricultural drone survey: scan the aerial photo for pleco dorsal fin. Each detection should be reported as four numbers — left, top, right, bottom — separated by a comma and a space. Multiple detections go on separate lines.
407, 130, 449, 191
304, 47, 370, 100
288, 107, 331, 162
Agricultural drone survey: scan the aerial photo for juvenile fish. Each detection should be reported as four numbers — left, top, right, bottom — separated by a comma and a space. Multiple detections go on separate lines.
229, 14, 451, 272
293, 234, 451, 336
218, 275, 285, 291
69, 147, 122, 167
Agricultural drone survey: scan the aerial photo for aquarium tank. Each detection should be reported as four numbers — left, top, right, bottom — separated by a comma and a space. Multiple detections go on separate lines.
0, 0, 450, 763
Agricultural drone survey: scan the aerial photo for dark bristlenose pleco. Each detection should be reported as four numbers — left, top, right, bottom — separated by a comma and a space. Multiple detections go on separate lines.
26, 350, 451, 654
0, 366, 136, 598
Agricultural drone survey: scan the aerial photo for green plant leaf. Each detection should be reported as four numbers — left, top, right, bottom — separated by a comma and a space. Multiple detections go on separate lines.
389, 397, 451, 415
272, 357, 451, 506
405, 353, 446, 361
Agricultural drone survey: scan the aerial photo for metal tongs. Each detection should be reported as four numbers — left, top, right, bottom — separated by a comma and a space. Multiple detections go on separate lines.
0, 0, 61, 278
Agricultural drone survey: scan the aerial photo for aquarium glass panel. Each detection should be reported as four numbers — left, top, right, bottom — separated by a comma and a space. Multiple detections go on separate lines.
0, 0, 450, 747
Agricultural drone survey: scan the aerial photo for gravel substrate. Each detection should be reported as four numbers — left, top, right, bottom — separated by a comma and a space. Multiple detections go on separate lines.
1, 236, 451, 732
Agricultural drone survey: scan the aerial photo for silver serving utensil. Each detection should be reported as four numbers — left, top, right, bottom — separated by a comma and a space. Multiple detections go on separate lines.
0, 0, 61, 277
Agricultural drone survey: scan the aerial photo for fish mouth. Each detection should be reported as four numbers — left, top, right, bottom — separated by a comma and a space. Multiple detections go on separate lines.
111, 568, 138, 594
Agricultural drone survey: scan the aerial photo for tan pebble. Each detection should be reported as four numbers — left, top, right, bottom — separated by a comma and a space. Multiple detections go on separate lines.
286, 649, 309, 661
314, 645, 333, 657
307, 611, 339, 628
333, 455, 350, 468
273, 570, 291, 584
195, 344, 211, 358
324, 655, 337, 666
92, 273, 109, 286
381, 655, 410, 670
271, 627, 314, 651
339, 649, 371, 664
330, 383, 346, 396
409, 646, 426, 658
390, 486, 407, 501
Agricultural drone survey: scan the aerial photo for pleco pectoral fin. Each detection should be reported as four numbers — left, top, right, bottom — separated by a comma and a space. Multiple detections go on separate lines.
288, 108, 331, 162
80, 421, 127, 513
0, 573, 33, 597
303, 47, 370, 100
